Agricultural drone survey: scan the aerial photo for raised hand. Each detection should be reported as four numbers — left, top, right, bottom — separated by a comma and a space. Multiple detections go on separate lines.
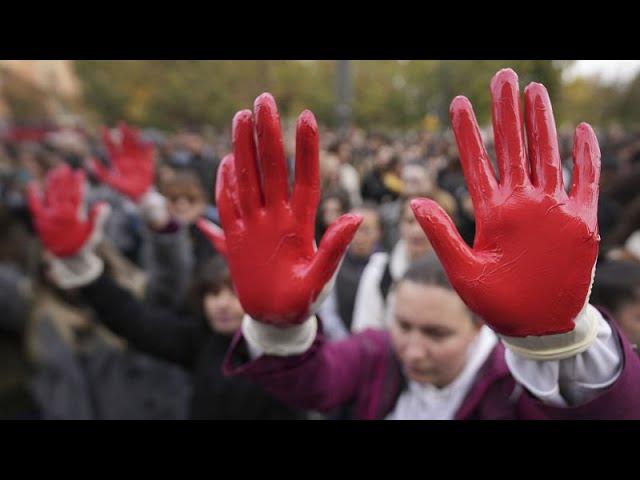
198, 94, 362, 326
27, 164, 108, 257
92, 123, 154, 201
411, 69, 600, 338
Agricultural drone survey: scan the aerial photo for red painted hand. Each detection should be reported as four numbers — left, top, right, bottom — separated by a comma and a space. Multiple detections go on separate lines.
198, 94, 362, 326
27, 164, 108, 258
411, 69, 600, 337
92, 123, 154, 201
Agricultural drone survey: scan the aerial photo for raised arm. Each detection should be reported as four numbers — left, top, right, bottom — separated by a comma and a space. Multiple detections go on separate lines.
92, 122, 194, 309
27, 164, 202, 369
411, 68, 635, 410
198, 94, 372, 411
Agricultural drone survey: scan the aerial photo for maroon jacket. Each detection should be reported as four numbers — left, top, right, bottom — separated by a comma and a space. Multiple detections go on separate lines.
223, 311, 640, 419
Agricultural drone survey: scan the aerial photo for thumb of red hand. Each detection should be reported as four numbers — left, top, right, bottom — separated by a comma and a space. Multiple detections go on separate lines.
410, 198, 478, 275
197, 218, 228, 257
306, 213, 363, 293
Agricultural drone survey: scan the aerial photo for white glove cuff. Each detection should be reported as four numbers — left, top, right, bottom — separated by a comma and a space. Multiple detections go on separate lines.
500, 303, 601, 361
242, 315, 317, 357
48, 250, 104, 289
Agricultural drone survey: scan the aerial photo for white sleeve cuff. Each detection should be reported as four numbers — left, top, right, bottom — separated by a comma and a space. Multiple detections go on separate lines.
505, 306, 623, 407
138, 190, 170, 229
242, 315, 318, 357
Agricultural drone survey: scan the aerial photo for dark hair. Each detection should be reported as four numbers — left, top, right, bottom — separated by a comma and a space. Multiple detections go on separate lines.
188, 257, 234, 317
386, 154, 401, 172
400, 255, 452, 291
327, 139, 350, 155
321, 188, 352, 212
315, 188, 351, 245
159, 169, 206, 201
591, 260, 640, 314
315, 188, 352, 245
397, 255, 480, 324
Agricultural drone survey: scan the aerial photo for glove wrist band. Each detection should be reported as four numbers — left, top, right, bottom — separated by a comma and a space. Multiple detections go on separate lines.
500, 303, 600, 361
48, 251, 105, 289
242, 315, 317, 357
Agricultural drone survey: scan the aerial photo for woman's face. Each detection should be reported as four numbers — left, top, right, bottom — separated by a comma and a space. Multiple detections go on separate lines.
390, 281, 480, 388
203, 287, 245, 335
399, 202, 431, 260
167, 189, 206, 225
337, 143, 352, 163
350, 208, 381, 258
401, 164, 433, 198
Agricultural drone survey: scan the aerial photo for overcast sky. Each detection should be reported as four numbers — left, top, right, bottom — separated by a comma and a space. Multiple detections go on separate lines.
563, 60, 640, 84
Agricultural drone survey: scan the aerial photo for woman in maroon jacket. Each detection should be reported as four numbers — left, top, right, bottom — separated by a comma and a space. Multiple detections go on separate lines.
199, 69, 640, 419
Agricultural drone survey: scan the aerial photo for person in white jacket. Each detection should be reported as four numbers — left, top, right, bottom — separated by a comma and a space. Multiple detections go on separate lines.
351, 197, 434, 332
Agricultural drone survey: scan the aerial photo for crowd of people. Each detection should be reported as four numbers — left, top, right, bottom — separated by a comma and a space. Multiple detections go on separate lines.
1, 73, 640, 419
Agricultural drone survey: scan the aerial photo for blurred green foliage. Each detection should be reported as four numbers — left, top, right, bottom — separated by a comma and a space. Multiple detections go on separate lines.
74, 60, 337, 130
560, 73, 640, 129
72, 60, 640, 131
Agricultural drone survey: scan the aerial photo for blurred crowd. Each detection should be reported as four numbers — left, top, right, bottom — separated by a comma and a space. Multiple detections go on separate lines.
1, 118, 639, 419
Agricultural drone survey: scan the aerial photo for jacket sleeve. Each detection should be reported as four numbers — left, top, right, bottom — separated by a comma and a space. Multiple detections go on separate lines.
141, 223, 194, 311
223, 322, 390, 414
80, 272, 202, 369
511, 309, 640, 419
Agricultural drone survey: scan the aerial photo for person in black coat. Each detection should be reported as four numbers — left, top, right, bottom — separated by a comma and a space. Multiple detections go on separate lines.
28, 162, 303, 419
79, 257, 306, 420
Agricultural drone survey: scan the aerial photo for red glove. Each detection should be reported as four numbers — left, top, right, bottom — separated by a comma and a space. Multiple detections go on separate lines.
91, 123, 154, 201
198, 93, 362, 326
197, 219, 228, 256
411, 69, 600, 338
27, 164, 108, 257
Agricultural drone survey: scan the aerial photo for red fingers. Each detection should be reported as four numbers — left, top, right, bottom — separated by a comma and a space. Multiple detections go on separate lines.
26, 164, 97, 257
524, 82, 564, 195
450, 96, 498, 214
291, 110, 320, 236
490, 69, 528, 188
209, 94, 360, 325
254, 93, 290, 207
232, 110, 263, 216
215, 154, 244, 235
419, 69, 600, 338
569, 122, 601, 230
